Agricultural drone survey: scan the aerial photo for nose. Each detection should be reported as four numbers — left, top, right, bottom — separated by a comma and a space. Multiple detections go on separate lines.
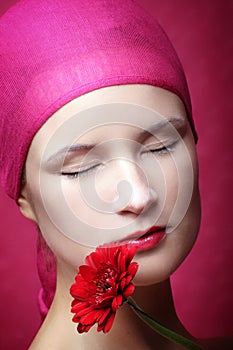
112, 160, 158, 215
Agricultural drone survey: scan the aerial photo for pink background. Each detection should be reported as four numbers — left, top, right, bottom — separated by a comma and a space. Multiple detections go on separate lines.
0, 1, 232, 349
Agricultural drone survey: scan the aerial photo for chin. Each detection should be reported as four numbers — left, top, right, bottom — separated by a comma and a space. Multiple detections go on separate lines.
132, 256, 178, 287
132, 237, 197, 287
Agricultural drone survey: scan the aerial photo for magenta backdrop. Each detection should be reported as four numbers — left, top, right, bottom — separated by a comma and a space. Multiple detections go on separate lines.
0, 1, 232, 349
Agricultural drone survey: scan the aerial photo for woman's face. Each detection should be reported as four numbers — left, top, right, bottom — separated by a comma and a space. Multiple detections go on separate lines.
21, 84, 201, 285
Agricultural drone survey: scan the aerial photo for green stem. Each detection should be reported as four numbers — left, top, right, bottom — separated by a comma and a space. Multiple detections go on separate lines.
127, 297, 203, 350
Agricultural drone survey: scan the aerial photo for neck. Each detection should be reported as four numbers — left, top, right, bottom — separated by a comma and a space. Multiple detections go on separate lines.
30, 263, 189, 350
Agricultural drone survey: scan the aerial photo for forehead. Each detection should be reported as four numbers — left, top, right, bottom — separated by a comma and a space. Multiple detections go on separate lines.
50, 84, 187, 124
28, 85, 187, 157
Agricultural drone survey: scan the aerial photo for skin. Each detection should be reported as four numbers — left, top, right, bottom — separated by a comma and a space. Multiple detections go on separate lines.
18, 84, 201, 349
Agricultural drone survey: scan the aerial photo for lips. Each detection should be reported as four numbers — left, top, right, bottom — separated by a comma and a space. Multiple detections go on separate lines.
121, 226, 166, 251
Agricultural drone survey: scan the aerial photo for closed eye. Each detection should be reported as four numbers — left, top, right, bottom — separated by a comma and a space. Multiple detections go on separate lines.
61, 163, 101, 179
143, 140, 178, 156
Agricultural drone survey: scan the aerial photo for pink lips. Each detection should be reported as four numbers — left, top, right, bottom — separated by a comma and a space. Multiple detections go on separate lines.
122, 226, 166, 251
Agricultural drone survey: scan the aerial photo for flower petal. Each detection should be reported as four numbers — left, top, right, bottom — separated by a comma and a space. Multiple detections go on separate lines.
123, 283, 135, 298
70, 244, 138, 334
103, 312, 115, 333
125, 245, 138, 265
79, 309, 102, 324
127, 262, 138, 278
79, 265, 96, 281
86, 251, 103, 268
77, 323, 93, 333
71, 301, 89, 313
112, 294, 123, 311
98, 308, 111, 325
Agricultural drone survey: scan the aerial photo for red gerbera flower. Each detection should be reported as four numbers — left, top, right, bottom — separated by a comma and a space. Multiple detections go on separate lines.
70, 244, 138, 334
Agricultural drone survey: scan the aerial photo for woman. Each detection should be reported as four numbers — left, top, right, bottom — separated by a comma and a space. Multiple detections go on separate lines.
0, 0, 216, 348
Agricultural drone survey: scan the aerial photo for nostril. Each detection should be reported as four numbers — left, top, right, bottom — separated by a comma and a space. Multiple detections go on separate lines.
108, 159, 158, 215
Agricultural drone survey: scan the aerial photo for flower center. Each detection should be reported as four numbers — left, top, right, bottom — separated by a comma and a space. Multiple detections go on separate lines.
93, 263, 117, 304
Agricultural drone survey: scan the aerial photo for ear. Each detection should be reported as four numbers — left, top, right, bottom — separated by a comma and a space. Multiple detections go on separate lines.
17, 185, 38, 223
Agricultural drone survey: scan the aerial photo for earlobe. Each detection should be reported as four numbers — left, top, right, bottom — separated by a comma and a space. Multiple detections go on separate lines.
17, 187, 38, 223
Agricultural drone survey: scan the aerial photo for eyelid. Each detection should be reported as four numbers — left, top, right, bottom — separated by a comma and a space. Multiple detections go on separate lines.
143, 136, 179, 149
142, 139, 179, 155
62, 158, 100, 170
61, 160, 102, 179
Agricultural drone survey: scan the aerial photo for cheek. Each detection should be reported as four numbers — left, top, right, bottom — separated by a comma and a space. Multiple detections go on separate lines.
146, 154, 180, 224
25, 171, 91, 267
33, 196, 92, 269
164, 142, 198, 230
61, 177, 120, 229
161, 160, 179, 217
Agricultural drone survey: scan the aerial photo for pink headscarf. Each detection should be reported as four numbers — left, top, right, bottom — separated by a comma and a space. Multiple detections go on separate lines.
0, 0, 197, 316
0, 0, 197, 201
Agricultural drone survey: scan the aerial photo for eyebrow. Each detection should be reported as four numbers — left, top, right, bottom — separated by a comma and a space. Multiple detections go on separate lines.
46, 143, 96, 163
146, 116, 185, 133
46, 116, 185, 163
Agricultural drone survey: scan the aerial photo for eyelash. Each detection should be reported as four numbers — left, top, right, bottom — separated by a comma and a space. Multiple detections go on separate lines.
145, 141, 177, 155
61, 141, 177, 179
61, 164, 100, 179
